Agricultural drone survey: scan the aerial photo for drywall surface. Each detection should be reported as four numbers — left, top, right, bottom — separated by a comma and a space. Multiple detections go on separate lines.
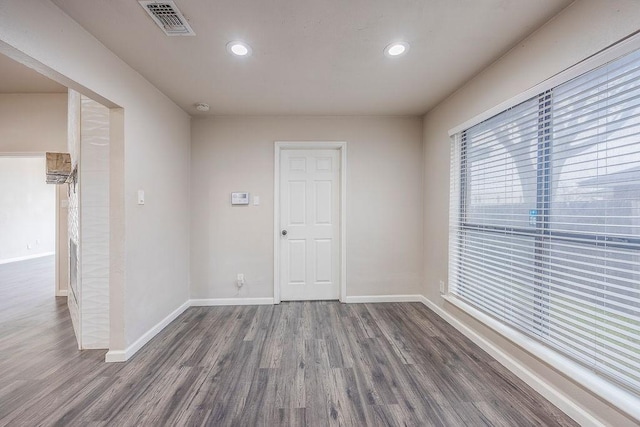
0, 0, 191, 350
422, 1, 640, 424
191, 116, 423, 299
0, 93, 67, 153
0, 157, 55, 262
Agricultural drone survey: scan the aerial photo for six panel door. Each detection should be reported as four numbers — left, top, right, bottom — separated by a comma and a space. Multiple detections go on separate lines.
280, 149, 340, 300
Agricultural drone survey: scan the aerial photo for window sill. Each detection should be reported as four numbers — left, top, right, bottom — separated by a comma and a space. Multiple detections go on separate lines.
442, 294, 640, 423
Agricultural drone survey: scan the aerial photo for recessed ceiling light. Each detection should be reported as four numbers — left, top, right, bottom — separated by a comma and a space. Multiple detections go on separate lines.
384, 41, 410, 58
226, 41, 252, 57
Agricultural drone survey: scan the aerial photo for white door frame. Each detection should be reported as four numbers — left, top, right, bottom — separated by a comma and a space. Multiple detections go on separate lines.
274, 141, 347, 304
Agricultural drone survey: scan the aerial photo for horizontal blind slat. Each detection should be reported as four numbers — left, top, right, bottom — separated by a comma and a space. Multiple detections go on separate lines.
450, 46, 640, 394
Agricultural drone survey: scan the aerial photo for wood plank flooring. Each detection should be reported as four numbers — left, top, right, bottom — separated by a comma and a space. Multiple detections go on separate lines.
0, 256, 578, 426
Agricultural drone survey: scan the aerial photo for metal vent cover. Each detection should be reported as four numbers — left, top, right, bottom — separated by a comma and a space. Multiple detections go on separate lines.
139, 1, 195, 36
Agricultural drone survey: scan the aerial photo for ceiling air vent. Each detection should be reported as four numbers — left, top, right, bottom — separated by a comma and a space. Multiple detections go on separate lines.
139, 1, 195, 36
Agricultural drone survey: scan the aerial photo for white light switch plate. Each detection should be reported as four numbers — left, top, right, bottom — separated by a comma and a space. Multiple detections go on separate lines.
137, 190, 145, 205
253, 196, 260, 206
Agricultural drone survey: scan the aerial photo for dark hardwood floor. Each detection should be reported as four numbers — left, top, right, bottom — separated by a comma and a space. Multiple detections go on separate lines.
0, 256, 577, 426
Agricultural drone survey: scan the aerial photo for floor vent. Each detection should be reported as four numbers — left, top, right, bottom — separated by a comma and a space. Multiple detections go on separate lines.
139, 1, 195, 36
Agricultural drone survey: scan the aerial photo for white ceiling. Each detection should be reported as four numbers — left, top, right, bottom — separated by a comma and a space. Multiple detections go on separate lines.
51, 0, 572, 116
0, 53, 67, 93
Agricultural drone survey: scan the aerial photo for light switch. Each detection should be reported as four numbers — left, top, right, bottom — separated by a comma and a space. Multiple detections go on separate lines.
137, 190, 145, 205
253, 195, 260, 206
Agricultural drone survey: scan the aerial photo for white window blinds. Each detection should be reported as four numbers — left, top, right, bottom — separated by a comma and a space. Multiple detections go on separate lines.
449, 47, 640, 393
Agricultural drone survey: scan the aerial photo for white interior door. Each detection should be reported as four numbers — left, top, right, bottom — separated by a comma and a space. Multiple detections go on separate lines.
280, 149, 340, 300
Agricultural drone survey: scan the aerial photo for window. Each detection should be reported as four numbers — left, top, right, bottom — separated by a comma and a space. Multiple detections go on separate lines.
449, 48, 640, 394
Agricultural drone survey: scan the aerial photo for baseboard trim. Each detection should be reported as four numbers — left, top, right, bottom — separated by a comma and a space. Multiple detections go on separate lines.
419, 296, 604, 427
105, 300, 190, 363
104, 350, 126, 363
190, 297, 275, 306
343, 294, 424, 304
105, 295, 419, 362
55, 289, 68, 297
0, 252, 55, 265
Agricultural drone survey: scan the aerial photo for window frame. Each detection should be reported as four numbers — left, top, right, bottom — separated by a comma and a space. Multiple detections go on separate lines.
447, 34, 640, 422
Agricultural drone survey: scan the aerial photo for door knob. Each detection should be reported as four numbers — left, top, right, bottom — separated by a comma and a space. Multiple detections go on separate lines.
281, 230, 288, 236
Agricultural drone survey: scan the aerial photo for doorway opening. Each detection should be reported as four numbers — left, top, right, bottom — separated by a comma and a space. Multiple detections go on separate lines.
0, 155, 64, 322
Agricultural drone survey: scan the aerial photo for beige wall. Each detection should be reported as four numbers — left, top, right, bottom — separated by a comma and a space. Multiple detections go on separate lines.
0, 0, 191, 351
191, 116, 423, 299
0, 93, 68, 294
0, 93, 67, 153
422, 1, 640, 425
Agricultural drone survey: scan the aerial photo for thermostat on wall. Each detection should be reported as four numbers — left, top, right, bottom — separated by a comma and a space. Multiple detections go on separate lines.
231, 192, 250, 205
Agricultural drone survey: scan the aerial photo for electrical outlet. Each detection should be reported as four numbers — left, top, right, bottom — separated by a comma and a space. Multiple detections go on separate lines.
439, 280, 445, 294
236, 273, 245, 288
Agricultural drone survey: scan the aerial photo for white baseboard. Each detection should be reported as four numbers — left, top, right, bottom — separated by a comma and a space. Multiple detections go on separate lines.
105, 295, 415, 362
55, 289, 68, 297
191, 296, 422, 305
104, 350, 126, 363
190, 297, 275, 306
106, 298, 273, 362
343, 294, 424, 304
105, 300, 190, 363
419, 296, 604, 427
0, 252, 55, 265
